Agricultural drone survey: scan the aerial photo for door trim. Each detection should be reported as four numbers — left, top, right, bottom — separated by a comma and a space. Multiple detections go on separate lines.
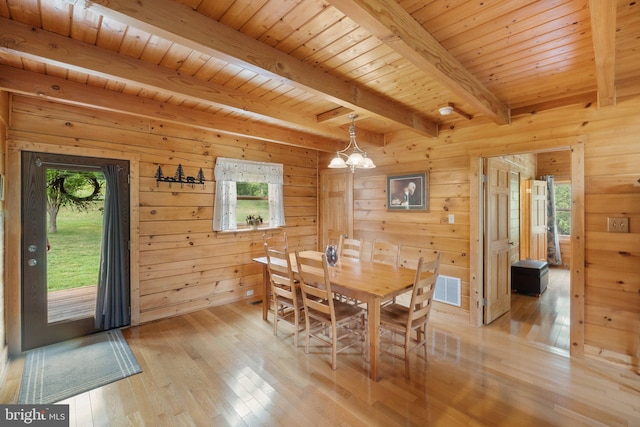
469, 137, 585, 357
6, 139, 140, 356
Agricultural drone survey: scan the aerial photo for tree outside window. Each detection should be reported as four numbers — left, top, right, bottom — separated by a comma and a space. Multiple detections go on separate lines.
555, 182, 571, 235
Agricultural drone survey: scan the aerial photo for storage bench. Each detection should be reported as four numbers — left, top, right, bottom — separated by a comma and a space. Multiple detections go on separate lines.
511, 260, 549, 296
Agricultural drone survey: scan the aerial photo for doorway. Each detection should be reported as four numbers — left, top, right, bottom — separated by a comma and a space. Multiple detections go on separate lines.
21, 151, 130, 350
472, 147, 584, 354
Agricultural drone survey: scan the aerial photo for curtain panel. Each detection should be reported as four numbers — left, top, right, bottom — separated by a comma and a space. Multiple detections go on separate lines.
213, 157, 285, 231
543, 175, 562, 265
95, 165, 129, 329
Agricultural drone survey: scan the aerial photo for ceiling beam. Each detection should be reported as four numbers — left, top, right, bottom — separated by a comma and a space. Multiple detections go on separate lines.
0, 17, 384, 146
589, 0, 617, 107
66, 0, 438, 137
327, 0, 511, 126
0, 65, 344, 152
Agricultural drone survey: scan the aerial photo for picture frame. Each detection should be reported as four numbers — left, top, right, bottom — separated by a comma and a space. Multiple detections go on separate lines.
387, 172, 429, 211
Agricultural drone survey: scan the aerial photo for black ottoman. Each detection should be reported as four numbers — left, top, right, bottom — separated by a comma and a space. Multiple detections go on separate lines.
511, 260, 549, 296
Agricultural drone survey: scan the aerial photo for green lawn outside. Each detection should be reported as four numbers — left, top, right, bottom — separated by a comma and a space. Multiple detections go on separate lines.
47, 206, 103, 292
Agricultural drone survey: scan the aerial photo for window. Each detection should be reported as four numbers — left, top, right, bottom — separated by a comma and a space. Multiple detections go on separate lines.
236, 182, 269, 224
212, 158, 285, 231
554, 182, 571, 235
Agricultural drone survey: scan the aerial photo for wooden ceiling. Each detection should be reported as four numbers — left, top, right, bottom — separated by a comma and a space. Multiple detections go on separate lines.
1, 0, 639, 151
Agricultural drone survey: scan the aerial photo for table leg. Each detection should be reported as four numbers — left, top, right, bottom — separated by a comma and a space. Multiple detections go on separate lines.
262, 264, 269, 321
367, 296, 381, 381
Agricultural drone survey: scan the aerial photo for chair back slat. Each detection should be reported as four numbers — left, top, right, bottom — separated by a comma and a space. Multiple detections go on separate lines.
371, 239, 401, 267
295, 252, 334, 317
407, 253, 441, 329
264, 247, 296, 300
338, 235, 363, 260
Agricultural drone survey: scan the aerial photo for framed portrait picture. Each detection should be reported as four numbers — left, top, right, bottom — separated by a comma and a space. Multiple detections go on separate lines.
387, 172, 429, 211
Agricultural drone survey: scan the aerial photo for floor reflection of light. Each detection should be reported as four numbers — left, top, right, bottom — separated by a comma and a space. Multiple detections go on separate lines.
226, 366, 276, 424
430, 328, 461, 364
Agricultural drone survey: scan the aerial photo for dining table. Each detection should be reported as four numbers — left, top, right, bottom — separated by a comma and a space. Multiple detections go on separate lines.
253, 250, 417, 381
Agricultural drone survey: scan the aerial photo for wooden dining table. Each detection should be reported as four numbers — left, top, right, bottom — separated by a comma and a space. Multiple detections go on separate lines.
253, 251, 417, 381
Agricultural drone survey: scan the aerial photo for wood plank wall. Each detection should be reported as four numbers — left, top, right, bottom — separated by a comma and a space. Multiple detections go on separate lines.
320, 95, 640, 368
4, 93, 639, 368
7, 95, 318, 326
0, 92, 8, 376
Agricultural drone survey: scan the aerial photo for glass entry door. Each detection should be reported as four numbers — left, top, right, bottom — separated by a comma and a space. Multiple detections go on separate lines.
21, 151, 130, 351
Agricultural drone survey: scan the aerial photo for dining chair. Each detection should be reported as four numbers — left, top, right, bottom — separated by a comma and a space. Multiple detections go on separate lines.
371, 239, 401, 268
264, 245, 304, 347
263, 231, 288, 251
338, 235, 363, 260
295, 251, 367, 370
379, 252, 441, 379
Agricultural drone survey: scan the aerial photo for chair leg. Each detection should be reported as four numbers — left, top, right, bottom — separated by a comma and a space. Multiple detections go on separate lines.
331, 323, 338, 370
404, 332, 411, 380
272, 299, 279, 337
304, 316, 311, 354
293, 308, 299, 347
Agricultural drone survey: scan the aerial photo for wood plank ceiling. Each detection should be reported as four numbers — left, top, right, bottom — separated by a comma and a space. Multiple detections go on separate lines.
0, 0, 638, 151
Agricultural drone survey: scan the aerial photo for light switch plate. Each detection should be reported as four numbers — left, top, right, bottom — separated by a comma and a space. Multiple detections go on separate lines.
607, 217, 629, 233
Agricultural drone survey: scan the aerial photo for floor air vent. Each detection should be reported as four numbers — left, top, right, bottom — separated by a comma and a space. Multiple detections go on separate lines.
434, 275, 461, 306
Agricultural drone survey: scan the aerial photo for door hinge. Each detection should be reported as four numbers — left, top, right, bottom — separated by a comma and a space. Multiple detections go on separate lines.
482, 298, 487, 306
127, 173, 130, 184
482, 174, 487, 183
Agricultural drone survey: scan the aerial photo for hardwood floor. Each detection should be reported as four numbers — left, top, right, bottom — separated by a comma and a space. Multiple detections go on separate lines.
489, 267, 571, 352
2, 293, 638, 426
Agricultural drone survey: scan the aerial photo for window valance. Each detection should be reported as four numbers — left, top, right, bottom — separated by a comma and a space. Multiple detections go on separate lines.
214, 157, 283, 184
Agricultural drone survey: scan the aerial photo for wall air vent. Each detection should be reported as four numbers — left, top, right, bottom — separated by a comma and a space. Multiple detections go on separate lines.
434, 275, 461, 306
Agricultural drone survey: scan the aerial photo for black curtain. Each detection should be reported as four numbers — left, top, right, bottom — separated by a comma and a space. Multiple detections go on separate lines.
95, 165, 129, 329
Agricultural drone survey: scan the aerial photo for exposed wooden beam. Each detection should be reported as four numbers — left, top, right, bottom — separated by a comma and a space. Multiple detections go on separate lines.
317, 107, 354, 123
327, 0, 511, 126
511, 93, 597, 117
0, 65, 344, 152
0, 17, 384, 146
66, 0, 438, 137
589, 0, 617, 107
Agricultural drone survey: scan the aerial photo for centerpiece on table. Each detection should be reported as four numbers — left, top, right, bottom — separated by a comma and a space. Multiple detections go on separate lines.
246, 214, 263, 230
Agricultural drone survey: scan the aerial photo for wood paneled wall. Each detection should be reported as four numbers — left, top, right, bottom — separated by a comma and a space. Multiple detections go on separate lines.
320, 95, 640, 368
0, 92, 8, 377
7, 96, 318, 330
3, 93, 639, 368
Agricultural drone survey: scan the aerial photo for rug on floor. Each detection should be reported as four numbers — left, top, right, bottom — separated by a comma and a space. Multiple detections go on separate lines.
18, 329, 142, 404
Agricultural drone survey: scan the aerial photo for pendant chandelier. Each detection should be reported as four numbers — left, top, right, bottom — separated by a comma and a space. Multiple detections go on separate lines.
328, 114, 376, 172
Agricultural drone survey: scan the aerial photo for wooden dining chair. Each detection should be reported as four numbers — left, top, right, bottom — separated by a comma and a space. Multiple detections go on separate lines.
295, 251, 367, 370
371, 239, 401, 268
337, 235, 363, 260
263, 231, 288, 251
379, 252, 441, 379
264, 245, 304, 347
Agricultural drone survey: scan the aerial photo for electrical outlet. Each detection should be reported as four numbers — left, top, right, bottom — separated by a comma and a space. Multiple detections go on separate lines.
448, 214, 455, 224
607, 217, 629, 233
246, 290, 254, 296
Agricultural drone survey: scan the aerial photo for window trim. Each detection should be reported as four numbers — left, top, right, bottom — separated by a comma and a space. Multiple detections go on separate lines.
212, 158, 285, 231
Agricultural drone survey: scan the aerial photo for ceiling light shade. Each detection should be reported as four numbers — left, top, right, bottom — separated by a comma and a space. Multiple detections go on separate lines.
328, 155, 347, 168
327, 114, 376, 172
439, 105, 454, 115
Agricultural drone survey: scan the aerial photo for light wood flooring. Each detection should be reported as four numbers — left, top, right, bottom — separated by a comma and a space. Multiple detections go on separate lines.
488, 266, 571, 352
1, 290, 638, 426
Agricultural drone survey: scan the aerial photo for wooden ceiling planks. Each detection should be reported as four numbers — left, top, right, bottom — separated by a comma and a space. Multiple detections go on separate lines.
1, 0, 639, 146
